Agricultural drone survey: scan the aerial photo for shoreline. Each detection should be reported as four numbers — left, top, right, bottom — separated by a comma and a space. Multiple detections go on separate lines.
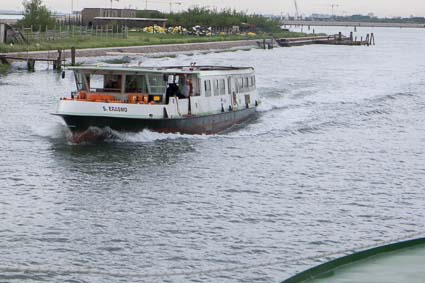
282, 20, 425, 28
1, 39, 261, 61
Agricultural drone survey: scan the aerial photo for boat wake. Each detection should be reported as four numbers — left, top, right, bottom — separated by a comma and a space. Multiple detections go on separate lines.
56, 126, 212, 144
110, 129, 211, 143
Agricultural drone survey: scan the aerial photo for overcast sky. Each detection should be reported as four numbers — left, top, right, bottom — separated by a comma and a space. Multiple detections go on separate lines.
2, 0, 425, 17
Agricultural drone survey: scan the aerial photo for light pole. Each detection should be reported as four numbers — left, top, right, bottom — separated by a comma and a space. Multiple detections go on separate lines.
169, 2, 182, 13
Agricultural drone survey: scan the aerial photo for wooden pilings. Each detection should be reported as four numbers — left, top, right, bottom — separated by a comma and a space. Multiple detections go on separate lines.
27, 59, 35, 72
275, 32, 376, 47
71, 47, 76, 66
1, 49, 67, 71
52, 49, 62, 70
258, 39, 274, 49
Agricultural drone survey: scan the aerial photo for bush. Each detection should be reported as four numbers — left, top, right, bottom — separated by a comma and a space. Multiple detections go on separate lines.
137, 7, 281, 33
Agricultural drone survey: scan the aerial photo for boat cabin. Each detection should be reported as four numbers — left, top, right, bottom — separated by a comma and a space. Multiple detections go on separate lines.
73, 68, 200, 104
72, 67, 255, 104
63, 65, 257, 118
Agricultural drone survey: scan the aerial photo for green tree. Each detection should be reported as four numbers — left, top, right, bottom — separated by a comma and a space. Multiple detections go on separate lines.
17, 0, 55, 30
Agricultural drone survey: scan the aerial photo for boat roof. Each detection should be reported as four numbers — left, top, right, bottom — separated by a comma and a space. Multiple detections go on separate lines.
68, 65, 255, 76
281, 237, 425, 283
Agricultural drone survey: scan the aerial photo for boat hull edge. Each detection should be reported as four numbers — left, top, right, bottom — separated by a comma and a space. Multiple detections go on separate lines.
59, 107, 257, 135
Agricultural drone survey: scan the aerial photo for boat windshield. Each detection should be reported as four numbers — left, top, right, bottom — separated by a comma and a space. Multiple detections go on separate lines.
125, 74, 148, 93
74, 72, 88, 91
147, 74, 167, 95
88, 74, 122, 93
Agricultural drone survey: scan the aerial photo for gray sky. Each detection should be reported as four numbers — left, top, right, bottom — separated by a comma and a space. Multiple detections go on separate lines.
2, 0, 425, 17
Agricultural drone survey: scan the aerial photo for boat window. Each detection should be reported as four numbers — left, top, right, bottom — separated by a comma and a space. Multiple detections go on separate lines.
104, 75, 122, 92
74, 72, 87, 91
244, 77, 249, 90
213, 79, 219, 96
88, 74, 122, 93
219, 79, 226, 95
88, 74, 104, 91
228, 77, 232, 94
125, 75, 148, 93
148, 74, 166, 94
204, 80, 212, 97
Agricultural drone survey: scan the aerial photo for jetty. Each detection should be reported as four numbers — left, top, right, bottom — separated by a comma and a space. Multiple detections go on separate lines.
0, 49, 70, 71
276, 32, 375, 47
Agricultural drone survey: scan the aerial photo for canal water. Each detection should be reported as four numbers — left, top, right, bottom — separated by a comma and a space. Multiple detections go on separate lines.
1, 27, 425, 282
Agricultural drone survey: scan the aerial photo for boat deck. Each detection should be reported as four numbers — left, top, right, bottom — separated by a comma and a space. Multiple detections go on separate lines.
282, 238, 425, 283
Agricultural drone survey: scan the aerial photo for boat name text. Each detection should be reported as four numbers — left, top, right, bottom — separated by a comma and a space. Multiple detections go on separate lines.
103, 106, 128, 113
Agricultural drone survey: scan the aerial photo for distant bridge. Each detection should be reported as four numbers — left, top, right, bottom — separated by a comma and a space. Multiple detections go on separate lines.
280, 20, 425, 29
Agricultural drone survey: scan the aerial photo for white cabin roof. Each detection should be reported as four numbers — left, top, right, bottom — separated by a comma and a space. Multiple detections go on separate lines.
69, 65, 255, 77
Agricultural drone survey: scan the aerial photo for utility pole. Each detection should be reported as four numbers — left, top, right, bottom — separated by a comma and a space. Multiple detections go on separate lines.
169, 2, 182, 13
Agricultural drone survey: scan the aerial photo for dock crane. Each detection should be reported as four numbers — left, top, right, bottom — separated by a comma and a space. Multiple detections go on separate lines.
293, 0, 300, 20
331, 3, 339, 16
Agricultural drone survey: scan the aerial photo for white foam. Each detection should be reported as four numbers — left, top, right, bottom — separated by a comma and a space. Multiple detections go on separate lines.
109, 129, 213, 143
31, 122, 67, 140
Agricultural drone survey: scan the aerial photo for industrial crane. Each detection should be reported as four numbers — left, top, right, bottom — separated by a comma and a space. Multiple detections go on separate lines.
293, 0, 300, 20
331, 3, 339, 16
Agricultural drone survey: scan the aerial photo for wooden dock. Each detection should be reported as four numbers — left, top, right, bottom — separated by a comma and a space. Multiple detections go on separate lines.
0, 48, 77, 71
276, 32, 375, 47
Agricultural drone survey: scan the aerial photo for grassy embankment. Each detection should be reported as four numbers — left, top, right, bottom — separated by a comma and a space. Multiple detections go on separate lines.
0, 31, 308, 53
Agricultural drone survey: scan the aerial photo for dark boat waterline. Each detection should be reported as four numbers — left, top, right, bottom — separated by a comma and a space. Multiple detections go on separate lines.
56, 107, 258, 142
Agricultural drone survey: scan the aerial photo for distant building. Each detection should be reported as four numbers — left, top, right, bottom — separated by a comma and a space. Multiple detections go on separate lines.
55, 11, 82, 25
311, 13, 332, 20
82, 8, 137, 26
0, 13, 23, 25
81, 8, 167, 28
93, 17, 167, 28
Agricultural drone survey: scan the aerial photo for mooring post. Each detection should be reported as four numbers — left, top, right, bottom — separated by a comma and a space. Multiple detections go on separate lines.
27, 59, 35, 72
338, 32, 342, 41
71, 46, 76, 66
54, 49, 62, 70
350, 32, 353, 42
0, 56, 9, 65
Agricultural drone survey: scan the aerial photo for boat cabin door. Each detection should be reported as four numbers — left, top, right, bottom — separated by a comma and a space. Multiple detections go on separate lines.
228, 77, 238, 109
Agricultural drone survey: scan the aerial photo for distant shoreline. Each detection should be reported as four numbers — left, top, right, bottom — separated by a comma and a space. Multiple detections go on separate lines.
282, 20, 425, 29
1, 40, 261, 61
